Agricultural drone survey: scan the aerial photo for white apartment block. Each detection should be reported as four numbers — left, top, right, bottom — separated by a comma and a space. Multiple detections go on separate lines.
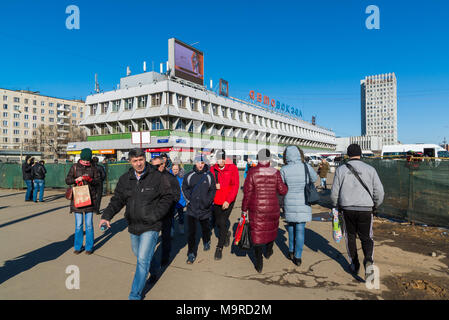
361, 73, 398, 145
0, 88, 85, 159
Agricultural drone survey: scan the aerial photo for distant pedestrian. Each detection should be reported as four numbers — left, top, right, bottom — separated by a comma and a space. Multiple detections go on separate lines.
92, 156, 106, 213
317, 158, 330, 190
151, 156, 181, 268
22, 155, 34, 202
280, 146, 318, 266
171, 163, 186, 234
182, 154, 216, 264
330, 144, 384, 279
31, 159, 47, 203
242, 148, 288, 273
160, 152, 173, 171
98, 148, 173, 300
65, 148, 101, 255
210, 150, 239, 261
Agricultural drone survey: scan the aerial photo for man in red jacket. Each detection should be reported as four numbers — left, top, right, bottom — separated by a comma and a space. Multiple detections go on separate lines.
210, 150, 240, 261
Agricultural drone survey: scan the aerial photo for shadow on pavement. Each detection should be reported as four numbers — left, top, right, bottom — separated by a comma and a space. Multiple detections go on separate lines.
0, 206, 9, 210
0, 205, 70, 229
93, 217, 128, 251
43, 194, 66, 202
0, 192, 26, 198
0, 234, 75, 285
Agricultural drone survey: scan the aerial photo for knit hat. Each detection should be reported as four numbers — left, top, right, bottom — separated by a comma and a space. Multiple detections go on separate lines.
347, 144, 362, 157
215, 149, 226, 160
194, 153, 209, 164
80, 148, 93, 161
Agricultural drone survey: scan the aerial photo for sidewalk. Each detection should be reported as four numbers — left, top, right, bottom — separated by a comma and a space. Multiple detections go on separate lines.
0, 179, 448, 300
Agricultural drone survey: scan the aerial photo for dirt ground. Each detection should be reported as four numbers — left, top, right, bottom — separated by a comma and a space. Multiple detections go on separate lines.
372, 217, 449, 299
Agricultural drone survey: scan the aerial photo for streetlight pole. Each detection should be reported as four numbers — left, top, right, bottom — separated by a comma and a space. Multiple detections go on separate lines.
18, 109, 23, 163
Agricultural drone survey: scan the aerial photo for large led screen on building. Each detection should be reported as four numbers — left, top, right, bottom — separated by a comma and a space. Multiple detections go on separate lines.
169, 38, 204, 86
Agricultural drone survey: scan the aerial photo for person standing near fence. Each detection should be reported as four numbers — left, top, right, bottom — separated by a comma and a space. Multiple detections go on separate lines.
280, 146, 318, 267
66, 148, 101, 255
317, 158, 330, 190
182, 154, 216, 265
242, 148, 288, 273
98, 148, 173, 300
330, 144, 384, 279
31, 158, 47, 203
210, 150, 239, 261
92, 156, 106, 213
22, 155, 34, 202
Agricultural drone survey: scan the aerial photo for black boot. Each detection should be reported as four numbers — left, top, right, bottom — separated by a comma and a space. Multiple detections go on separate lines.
214, 247, 223, 261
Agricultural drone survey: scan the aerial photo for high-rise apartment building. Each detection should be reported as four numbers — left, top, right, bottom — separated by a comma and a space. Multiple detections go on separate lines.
361, 73, 398, 145
0, 88, 85, 159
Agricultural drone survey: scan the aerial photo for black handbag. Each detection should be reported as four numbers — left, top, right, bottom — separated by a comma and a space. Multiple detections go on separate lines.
238, 221, 252, 250
304, 162, 320, 205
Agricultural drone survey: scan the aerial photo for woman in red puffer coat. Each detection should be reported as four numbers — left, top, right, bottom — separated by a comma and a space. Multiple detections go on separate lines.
242, 148, 288, 273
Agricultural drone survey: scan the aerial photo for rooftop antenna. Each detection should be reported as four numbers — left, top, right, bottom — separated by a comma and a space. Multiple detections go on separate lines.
94, 73, 100, 93
160, 63, 163, 74
143, 61, 147, 72
152, 61, 154, 72
126, 66, 131, 76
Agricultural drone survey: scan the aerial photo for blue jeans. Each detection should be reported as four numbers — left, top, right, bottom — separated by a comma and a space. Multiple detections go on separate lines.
286, 222, 306, 259
33, 179, 45, 202
320, 178, 327, 188
129, 231, 159, 300
74, 212, 94, 252
24, 180, 33, 201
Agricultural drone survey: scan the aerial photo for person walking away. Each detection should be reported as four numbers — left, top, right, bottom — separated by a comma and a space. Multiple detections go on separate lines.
171, 163, 186, 234
210, 150, 239, 261
280, 146, 318, 266
318, 158, 330, 190
181, 154, 216, 264
31, 159, 47, 203
98, 148, 173, 300
330, 144, 384, 279
92, 156, 106, 213
242, 148, 288, 273
151, 156, 180, 268
22, 155, 34, 202
65, 148, 101, 255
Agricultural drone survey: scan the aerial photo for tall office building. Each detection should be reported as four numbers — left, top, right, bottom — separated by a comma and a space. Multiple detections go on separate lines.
361, 73, 398, 145
0, 88, 85, 159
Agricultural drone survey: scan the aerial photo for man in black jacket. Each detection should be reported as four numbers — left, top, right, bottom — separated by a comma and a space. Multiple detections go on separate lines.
92, 156, 106, 213
150, 156, 180, 272
182, 154, 216, 264
31, 159, 46, 202
22, 155, 34, 201
99, 149, 173, 300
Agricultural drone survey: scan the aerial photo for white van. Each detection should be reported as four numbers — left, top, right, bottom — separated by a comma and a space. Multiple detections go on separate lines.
381, 144, 449, 159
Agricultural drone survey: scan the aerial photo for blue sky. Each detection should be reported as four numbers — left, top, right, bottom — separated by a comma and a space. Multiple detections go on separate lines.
0, 0, 448, 144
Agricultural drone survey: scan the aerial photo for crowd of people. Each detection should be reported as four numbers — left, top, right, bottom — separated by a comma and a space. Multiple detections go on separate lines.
21, 143, 384, 300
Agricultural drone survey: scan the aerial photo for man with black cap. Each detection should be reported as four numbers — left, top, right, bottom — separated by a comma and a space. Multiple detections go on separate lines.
210, 149, 239, 260
181, 153, 216, 264
330, 143, 384, 280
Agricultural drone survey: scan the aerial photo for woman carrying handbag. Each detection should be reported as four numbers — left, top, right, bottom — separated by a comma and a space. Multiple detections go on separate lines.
280, 146, 318, 266
65, 148, 101, 255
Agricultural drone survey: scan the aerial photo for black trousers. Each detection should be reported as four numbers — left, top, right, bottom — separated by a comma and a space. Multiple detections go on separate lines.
213, 202, 235, 248
340, 210, 374, 266
254, 241, 274, 269
161, 206, 175, 262
187, 215, 211, 255
95, 183, 103, 213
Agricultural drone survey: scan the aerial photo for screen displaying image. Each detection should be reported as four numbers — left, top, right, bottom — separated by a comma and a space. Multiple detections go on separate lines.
174, 40, 204, 85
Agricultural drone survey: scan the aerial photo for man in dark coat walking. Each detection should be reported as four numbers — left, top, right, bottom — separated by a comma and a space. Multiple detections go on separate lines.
181, 154, 216, 264
22, 155, 34, 201
242, 148, 288, 273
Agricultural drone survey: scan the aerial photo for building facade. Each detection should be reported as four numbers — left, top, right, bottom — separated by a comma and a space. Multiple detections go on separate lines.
361, 73, 398, 145
0, 88, 85, 160
336, 135, 383, 154
73, 71, 336, 164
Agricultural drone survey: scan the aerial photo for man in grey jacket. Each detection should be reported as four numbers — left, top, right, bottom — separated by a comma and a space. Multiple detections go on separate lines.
331, 144, 384, 279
